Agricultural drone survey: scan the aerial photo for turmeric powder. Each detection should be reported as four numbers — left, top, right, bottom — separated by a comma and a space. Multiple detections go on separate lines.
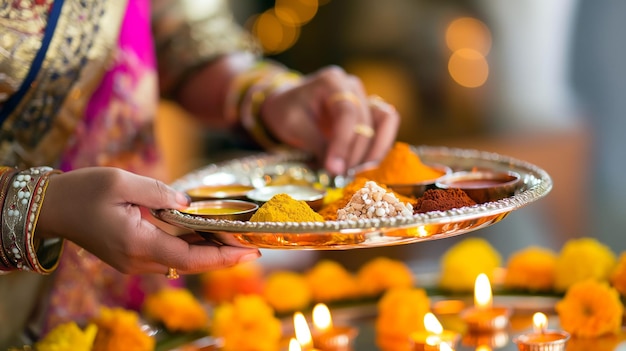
357, 142, 445, 185
249, 193, 324, 222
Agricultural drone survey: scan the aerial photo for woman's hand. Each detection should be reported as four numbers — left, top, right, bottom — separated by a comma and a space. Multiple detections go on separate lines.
260, 66, 400, 175
37, 167, 261, 275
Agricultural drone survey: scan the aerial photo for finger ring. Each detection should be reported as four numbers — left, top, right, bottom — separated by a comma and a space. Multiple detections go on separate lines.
353, 124, 375, 138
166, 267, 179, 280
326, 91, 361, 107
367, 94, 394, 111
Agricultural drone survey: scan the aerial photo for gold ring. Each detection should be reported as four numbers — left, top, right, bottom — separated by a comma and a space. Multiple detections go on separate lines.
166, 267, 179, 280
326, 91, 361, 107
353, 124, 375, 138
367, 94, 395, 111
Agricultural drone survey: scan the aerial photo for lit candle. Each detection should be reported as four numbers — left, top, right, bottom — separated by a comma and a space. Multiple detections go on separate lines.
410, 312, 460, 351
513, 312, 570, 351
311, 303, 358, 351
460, 274, 511, 332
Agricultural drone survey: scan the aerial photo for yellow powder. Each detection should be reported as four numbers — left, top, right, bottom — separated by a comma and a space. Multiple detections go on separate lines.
249, 193, 324, 222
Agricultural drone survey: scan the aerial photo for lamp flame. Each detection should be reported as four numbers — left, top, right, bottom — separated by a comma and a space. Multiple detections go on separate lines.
289, 337, 302, 351
293, 312, 313, 347
312, 303, 333, 332
474, 273, 493, 309
533, 312, 548, 334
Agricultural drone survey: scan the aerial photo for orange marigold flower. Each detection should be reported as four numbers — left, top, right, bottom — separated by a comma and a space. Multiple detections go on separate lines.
439, 237, 501, 292
504, 246, 557, 292
35, 322, 97, 351
263, 271, 311, 313
143, 287, 209, 332
610, 252, 626, 296
212, 295, 282, 351
376, 287, 431, 351
91, 307, 155, 351
305, 260, 359, 302
555, 279, 624, 338
554, 237, 616, 292
200, 261, 265, 304
356, 256, 414, 297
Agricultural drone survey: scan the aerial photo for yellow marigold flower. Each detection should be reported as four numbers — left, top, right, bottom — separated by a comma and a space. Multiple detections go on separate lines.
376, 287, 431, 351
610, 252, 626, 296
555, 279, 624, 338
143, 287, 209, 332
91, 307, 155, 351
35, 322, 97, 351
504, 246, 557, 292
554, 237, 616, 292
212, 295, 282, 351
305, 260, 359, 302
356, 257, 414, 297
263, 271, 311, 313
200, 261, 265, 304
439, 237, 501, 292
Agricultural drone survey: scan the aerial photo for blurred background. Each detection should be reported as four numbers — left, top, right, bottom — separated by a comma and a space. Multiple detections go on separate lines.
156, 0, 626, 273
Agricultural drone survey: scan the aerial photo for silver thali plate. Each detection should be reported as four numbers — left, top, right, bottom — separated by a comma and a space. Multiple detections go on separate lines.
153, 145, 552, 249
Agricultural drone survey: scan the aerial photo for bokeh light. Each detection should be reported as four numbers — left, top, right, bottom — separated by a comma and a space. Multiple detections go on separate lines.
448, 48, 489, 88
446, 17, 492, 55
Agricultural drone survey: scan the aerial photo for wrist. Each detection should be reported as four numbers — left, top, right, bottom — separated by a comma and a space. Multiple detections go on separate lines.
0, 167, 64, 275
226, 61, 302, 150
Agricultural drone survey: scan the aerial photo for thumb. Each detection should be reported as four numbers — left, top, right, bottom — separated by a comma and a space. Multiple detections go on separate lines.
117, 171, 190, 210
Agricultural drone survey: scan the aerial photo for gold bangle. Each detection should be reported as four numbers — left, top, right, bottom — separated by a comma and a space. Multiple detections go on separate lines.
238, 69, 302, 150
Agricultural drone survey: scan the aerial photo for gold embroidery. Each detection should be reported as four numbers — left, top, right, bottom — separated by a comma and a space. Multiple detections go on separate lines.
0, 0, 128, 169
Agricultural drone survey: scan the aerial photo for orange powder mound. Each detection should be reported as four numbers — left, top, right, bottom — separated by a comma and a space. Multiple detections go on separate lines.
318, 177, 415, 220
356, 142, 444, 185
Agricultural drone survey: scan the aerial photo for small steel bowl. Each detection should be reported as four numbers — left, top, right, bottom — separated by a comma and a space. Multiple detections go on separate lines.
246, 185, 326, 211
185, 184, 255, 201
435, 170, 522, 203
179, 200, 258, 221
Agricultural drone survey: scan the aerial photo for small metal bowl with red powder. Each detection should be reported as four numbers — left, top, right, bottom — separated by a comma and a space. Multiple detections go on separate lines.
435, 170, 522, 204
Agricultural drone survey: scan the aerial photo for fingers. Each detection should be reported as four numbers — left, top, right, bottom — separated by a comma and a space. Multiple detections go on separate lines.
138, 225, 262, 275
114, 169, 190, 210
364, 95, 401, 161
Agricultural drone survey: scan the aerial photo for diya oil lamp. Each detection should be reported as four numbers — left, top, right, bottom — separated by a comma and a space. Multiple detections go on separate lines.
460, 273, 511, 332
311, 303, 359, 351
513, 312, 570, 351
410, 312, 460, 351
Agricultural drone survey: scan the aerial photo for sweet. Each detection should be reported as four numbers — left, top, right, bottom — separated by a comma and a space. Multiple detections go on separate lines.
337, 181, 413, 221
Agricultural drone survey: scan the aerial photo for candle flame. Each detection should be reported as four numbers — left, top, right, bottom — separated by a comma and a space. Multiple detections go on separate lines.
474, 273, 493, 309
289, 338, 302, 351
439, 342, 454, 351
424, 312, 444, 334
533, 312, 548, 333
293, 312, 313, 347
312, 303, 333, 332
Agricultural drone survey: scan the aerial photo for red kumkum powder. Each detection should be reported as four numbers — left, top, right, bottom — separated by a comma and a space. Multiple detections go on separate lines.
414, 188, 476, 213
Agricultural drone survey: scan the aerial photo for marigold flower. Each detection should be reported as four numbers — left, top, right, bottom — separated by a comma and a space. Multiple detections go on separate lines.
376, 287, 431, 351
212, 295, 282, 351
439, 237, 501, 292
263, 271, 311, 313
609, 252, 626, 296
200, 261, 265, 304
555, 279, 624, 338
554, 237, 616, 292
504, 246, 557, 292
90, 307, 155, 351
356, 256, 414, 297
35, 322, 97, 351
305, 260, 359, 302
143, 287, 209, 332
